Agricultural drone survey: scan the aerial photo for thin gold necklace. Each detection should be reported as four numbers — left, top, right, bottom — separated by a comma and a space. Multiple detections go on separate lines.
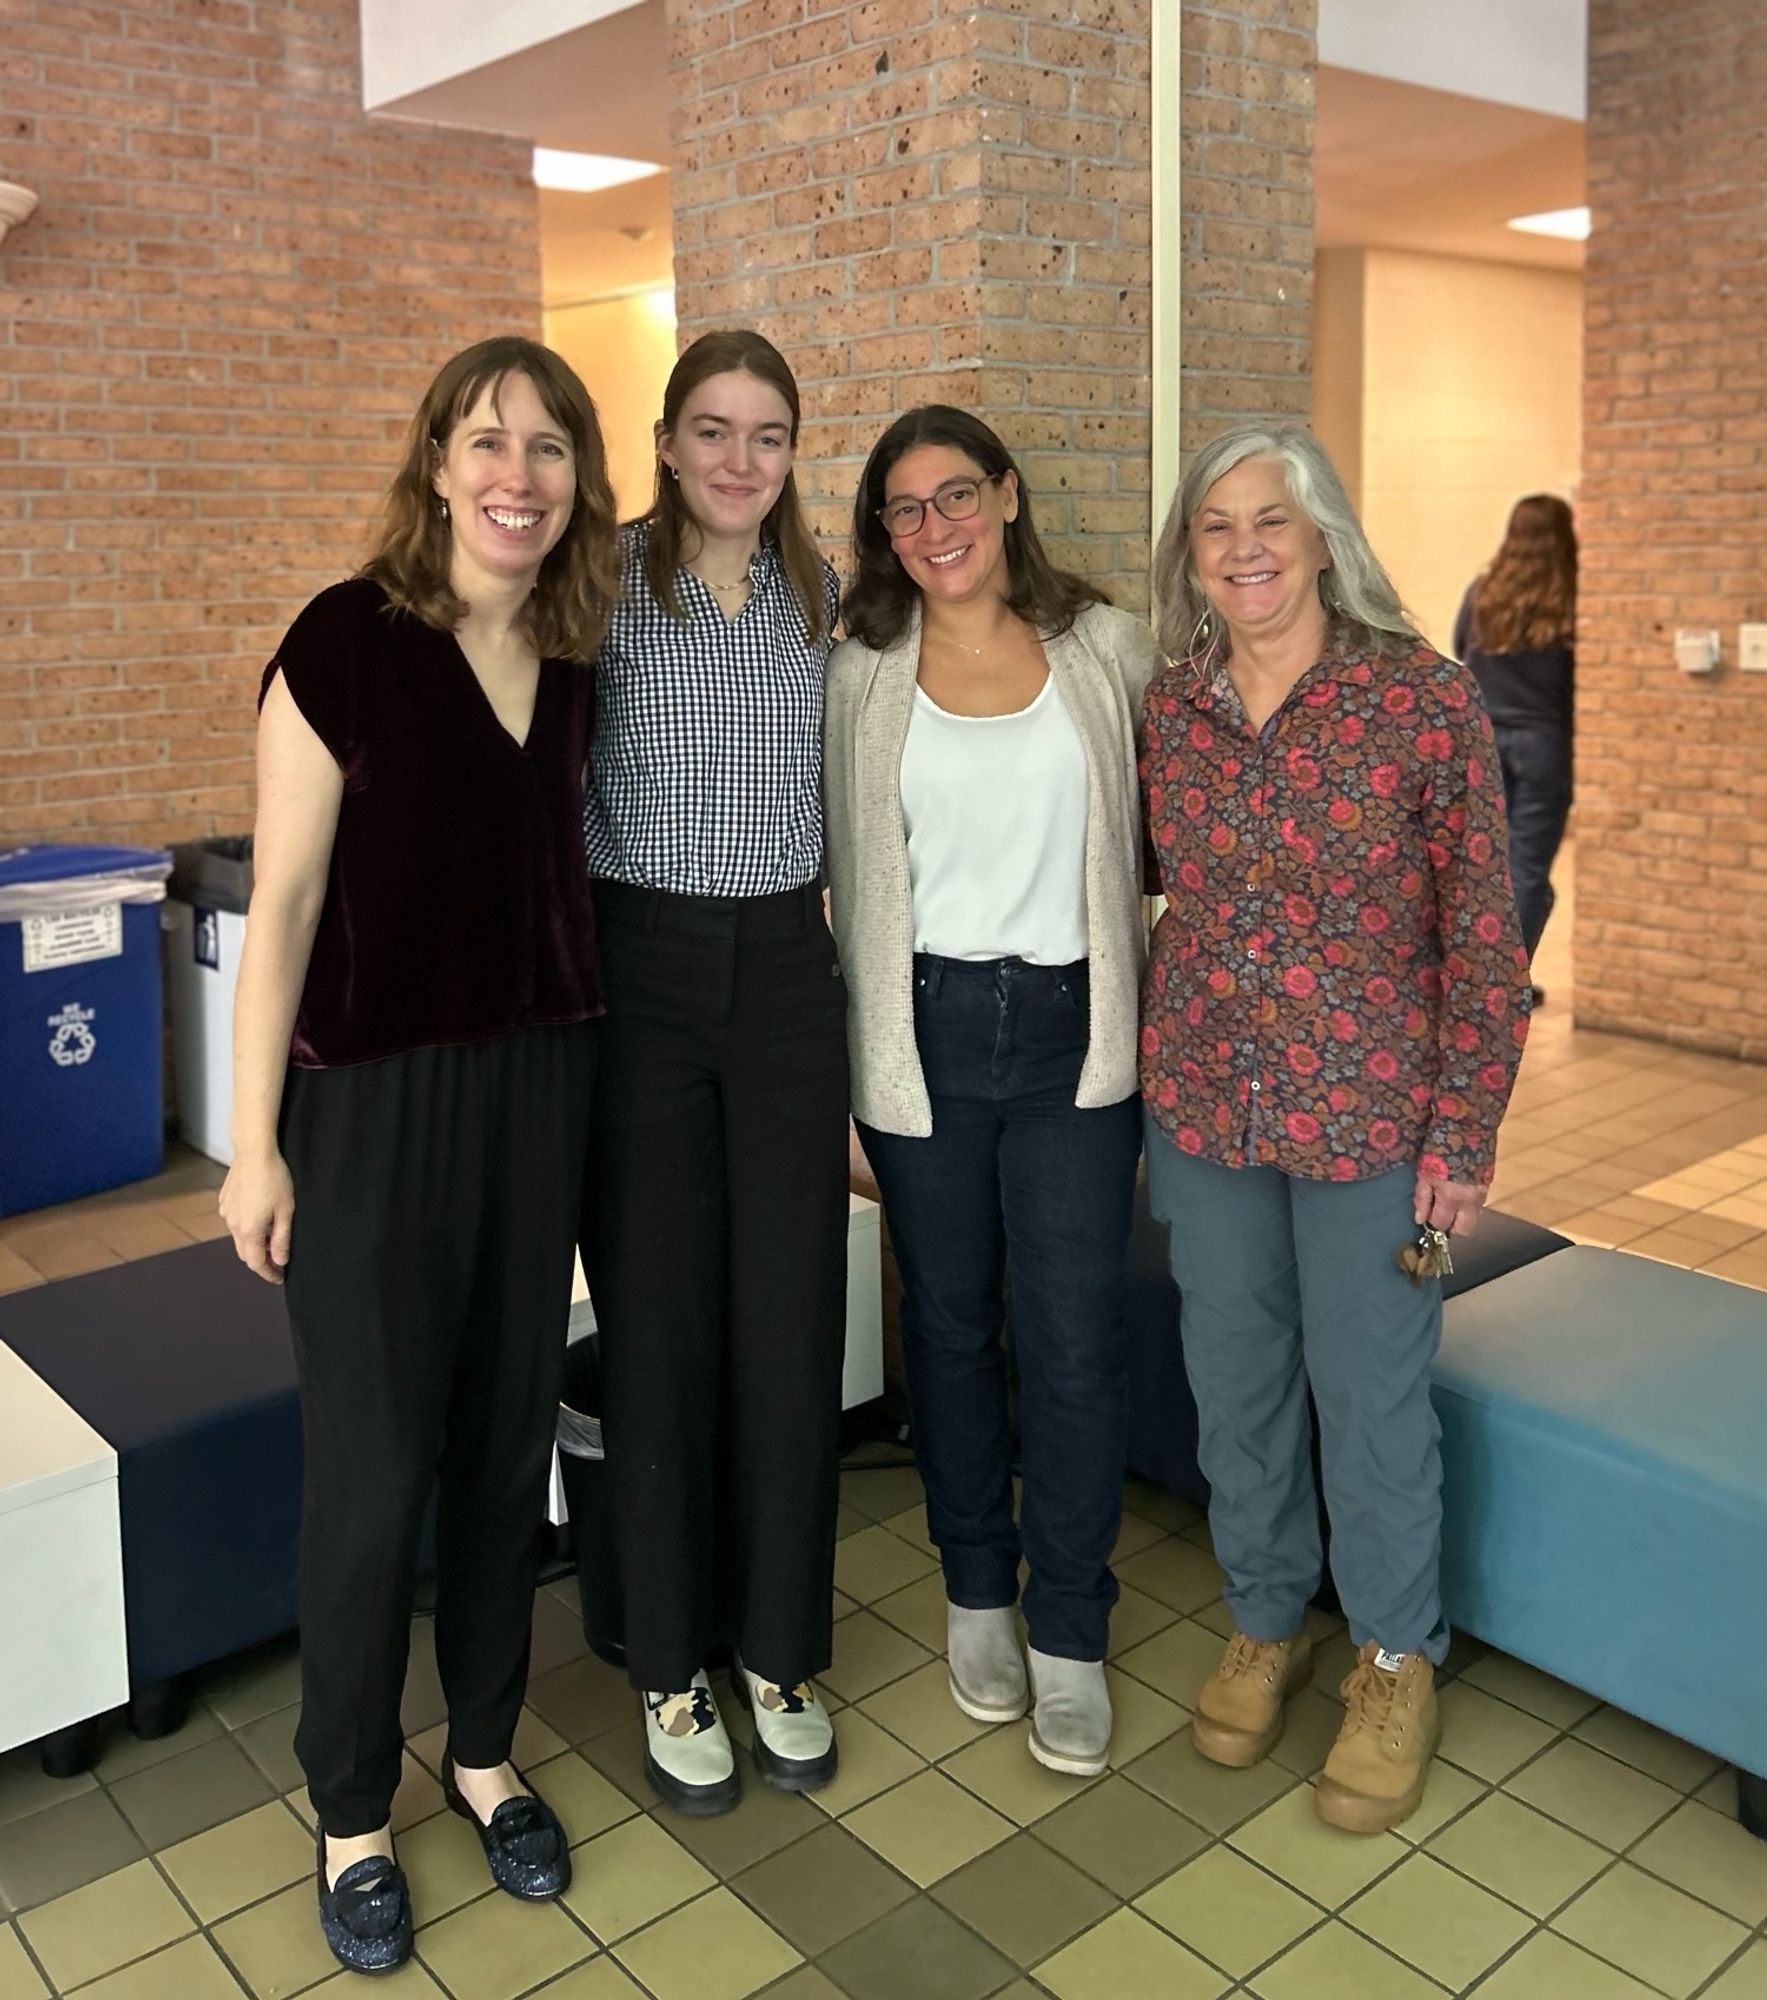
926, 627, 991, 658
689, 561, 751, 596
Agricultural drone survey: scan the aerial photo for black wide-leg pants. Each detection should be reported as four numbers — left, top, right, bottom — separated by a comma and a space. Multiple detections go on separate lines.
580, 881, 850, 1695
281, 1024, 597, 1836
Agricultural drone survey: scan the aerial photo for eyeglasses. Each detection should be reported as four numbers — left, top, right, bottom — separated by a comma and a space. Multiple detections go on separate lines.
877, 473, 1003, 540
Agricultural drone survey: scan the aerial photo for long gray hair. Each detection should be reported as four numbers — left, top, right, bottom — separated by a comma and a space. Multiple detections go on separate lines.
1151, 424, 1421, 664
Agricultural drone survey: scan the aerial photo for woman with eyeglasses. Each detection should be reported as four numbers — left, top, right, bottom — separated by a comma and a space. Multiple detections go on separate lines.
824, 407, 1156, 1777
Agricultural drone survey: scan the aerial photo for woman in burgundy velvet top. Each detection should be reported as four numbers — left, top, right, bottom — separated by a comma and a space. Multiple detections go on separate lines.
217, 338, 618, 1974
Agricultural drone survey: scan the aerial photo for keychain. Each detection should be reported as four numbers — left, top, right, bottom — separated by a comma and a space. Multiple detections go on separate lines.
1395, 1222, 1454, 1284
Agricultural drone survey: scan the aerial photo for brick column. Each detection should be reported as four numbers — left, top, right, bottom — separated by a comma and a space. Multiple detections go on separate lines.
666, 0, 1156, 603
666, 1, 1316, 607
1177, 1, 1315, 452
1577, 1, 1767, 1057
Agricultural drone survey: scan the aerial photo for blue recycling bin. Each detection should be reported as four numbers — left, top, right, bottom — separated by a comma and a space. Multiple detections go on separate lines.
0, 843, 173, 1217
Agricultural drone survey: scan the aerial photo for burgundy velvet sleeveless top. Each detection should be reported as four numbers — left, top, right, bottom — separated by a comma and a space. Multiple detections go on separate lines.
260, 578, 601, 1068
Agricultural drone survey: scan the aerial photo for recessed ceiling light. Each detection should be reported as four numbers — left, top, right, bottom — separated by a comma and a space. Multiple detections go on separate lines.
1505, 206, 1590, 241
532, 149, 662, 195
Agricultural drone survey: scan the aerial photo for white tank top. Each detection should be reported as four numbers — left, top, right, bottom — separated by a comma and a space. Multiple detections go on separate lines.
899, 675, 1089, 964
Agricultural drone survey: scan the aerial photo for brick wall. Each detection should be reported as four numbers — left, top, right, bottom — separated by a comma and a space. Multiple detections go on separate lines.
1177, 0, 1314, 452
666, 0, 1157, 606
666, 1, 1316, 607
0, 0, 540, 849
1577, 0, 1767, 1058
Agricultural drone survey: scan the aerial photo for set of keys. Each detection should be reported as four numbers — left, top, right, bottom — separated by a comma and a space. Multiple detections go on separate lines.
1395, 1223, 1455, 1285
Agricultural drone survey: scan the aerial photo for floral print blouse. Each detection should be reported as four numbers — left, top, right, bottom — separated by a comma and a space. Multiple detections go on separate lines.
1139, 626, 1531, 1186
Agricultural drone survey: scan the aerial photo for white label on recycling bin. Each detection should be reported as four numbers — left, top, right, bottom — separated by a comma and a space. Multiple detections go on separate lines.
21, 902, 122, 972
46, 1001, 97, 1067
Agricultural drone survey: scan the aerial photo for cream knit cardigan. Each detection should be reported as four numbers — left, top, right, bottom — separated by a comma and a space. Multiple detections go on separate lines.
823, 600, 1160, 1138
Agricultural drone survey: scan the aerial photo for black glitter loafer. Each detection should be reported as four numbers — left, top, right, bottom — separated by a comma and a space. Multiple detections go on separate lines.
315, 1831, 413, 1975
443, 1759, 572, 1900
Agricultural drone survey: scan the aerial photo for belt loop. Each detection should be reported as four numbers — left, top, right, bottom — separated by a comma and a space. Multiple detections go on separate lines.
920, 956, 943, 999
642, 886, 660, 936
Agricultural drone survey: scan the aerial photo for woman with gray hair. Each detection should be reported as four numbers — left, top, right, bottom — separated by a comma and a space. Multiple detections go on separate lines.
1138, 424, 1530, 1833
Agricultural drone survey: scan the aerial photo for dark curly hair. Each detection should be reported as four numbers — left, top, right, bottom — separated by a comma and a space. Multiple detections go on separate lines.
841, 406, 1107, 650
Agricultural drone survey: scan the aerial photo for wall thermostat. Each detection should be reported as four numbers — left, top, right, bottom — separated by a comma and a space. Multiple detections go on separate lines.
1674, 629, 1720, 674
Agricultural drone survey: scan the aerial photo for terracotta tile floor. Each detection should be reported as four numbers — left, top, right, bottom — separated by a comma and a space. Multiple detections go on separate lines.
3, 841, 1765, 1996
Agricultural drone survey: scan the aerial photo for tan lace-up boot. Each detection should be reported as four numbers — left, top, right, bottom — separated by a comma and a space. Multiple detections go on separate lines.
1192, 1630, 1314, 1767
1316, 1640, 1441, 1833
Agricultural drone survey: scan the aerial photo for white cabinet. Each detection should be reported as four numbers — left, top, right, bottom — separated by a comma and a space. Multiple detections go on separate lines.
0, 1344, 128, 1755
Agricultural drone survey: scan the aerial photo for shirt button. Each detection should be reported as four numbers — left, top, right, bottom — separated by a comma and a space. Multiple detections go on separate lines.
1246, 948, 1257, 961
1250, 1080, 1261, 1093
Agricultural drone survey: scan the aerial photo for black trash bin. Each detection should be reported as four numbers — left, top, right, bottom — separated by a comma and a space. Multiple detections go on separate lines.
165, 836, 254, 1164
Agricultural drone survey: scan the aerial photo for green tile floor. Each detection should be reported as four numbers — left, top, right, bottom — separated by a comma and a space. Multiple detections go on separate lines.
2, 1470, 1763, 2000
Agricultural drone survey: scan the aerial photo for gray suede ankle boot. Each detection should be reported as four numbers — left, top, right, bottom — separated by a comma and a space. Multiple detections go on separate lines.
946, 1605, 1027, 1723
1027, 1648, 1112, 1776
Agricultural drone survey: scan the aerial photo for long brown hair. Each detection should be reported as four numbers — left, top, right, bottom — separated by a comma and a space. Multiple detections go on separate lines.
1471, 494, 1577, 653
842, 406, 1108, 650
640, 329, 830, 643
362, 336, 619, 664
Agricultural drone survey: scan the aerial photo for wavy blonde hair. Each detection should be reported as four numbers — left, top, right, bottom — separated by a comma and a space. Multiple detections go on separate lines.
1152, 424, 1421, 663
362, 336, 620, 664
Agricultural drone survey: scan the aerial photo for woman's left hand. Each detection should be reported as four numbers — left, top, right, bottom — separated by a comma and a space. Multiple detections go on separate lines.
1414, 1172, 1485, 1237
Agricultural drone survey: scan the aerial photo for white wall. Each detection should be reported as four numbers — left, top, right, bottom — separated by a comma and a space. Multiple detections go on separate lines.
1314, 248, 1583, 655
1318, 0, 1585, 120
545, 288, 678, 524
361, 0, 643, 111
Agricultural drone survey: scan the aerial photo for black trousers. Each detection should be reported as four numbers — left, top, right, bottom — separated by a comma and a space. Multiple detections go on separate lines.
580, 881, 850, 1694
281, 1024, 596, 1836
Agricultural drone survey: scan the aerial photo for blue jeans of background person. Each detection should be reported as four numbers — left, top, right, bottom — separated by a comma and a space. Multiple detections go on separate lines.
1491, 720, 1572, 960
1143, 1121, 1449, 1664
856, 955, 1141, 1662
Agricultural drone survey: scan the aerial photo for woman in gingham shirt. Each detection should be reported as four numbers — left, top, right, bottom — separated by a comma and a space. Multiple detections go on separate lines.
580, 330, 847, 1814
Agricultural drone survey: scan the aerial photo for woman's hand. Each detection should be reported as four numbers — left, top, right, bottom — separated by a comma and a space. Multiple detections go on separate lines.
1413, 1171, 1484, 1237
219, 1152, 296, 1283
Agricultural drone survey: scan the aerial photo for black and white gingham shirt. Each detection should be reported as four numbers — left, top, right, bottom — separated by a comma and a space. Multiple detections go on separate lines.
584, 520, 841, 897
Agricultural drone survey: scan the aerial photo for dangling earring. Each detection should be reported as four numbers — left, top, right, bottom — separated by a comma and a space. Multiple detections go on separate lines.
664, 463, 679, 482
438, 497, 449, 523
1184, 605, 1220, 681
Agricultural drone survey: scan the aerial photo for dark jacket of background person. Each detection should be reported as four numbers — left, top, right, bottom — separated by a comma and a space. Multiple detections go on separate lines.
1452, 493, 1577, 963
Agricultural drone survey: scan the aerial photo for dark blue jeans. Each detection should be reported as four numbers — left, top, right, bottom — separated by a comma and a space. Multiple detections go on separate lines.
856, 955, 1141, 1661
1491, 720, 1571, 959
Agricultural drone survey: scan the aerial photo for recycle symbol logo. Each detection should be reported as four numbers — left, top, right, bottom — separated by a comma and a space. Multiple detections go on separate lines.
47, 1004, 97, 1067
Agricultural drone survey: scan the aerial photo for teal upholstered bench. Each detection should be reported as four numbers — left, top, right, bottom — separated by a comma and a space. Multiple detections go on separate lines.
1435, 1246, 1767, 1834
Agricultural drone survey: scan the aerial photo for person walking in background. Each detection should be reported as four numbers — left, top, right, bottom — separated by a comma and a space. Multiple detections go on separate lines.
219, 337, 619, 1972
1140, 423, 1530, 1834
825, 407, 1156, 1779
580, 330, 848, 1817
1453, 494, 1577, 993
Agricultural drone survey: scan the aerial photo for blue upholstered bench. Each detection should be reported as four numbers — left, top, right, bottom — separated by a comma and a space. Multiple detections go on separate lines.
0, 1239, 301, 1766
1437, 1245, 1767, 1834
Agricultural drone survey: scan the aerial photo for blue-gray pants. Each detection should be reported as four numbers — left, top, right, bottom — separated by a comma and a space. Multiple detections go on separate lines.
1144, 1119, 1449, 1663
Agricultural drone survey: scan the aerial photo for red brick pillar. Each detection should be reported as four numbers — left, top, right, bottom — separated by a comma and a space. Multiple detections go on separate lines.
1577, 1, 1767, 1056
1177, 2, 1316, 452
665, 0, 1158, 605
